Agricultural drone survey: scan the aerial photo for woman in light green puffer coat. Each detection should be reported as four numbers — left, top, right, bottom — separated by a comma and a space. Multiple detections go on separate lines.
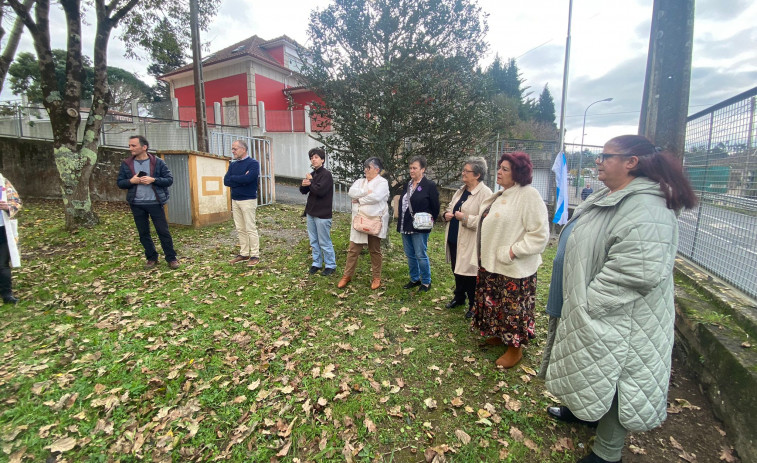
544, 135, 698, 463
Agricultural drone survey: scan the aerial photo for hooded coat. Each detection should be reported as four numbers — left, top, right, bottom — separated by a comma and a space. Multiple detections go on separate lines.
545, 177, 679, 432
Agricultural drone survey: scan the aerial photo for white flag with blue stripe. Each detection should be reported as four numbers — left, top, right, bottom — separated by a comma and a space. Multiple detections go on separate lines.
552, 152, 569, 225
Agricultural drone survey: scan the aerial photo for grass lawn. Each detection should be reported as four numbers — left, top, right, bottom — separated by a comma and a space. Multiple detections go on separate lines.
0, 200, 595, 462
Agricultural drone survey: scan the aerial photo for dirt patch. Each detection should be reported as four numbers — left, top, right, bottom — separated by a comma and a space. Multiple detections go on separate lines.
622, 348, 741, 462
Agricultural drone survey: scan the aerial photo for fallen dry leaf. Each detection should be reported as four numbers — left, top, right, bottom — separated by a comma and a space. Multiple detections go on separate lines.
455, 429, 471, 445
424, 444, 450, 463
509, 426, 523, 442
719, 446, 738, 462
552, 437, 574, 452
450, 397, 464, 407
675, 398, 701, 410
669, 436, 684, 451
322, 364, 336, 379
364, 417, 377, 433
47, 436, 77, 453
1, 425, 27, 442
628, 444, 646, 455
424, 398, 438, 409
670, 436, 697, 462
524, 438, 538, 451
276, 439, 292, 457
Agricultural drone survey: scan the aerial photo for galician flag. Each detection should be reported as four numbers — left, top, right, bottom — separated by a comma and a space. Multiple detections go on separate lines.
552, 151, 569, 225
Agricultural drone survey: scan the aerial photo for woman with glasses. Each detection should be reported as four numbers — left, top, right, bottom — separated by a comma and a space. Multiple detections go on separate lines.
471, 151, 549, 368
544, 135, 697, 463
337, 157, 390, 290
442, 157, 492, 317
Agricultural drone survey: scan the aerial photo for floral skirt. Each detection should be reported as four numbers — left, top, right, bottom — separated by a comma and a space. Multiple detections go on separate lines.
471, 269, 537, 348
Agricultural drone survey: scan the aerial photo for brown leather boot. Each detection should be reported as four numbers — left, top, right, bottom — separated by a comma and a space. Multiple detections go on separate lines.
370, 278, 381, 290
495, 346, 523, 368
337, 276, 351, 288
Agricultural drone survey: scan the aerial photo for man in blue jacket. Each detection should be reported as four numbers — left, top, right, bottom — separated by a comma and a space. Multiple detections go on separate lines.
224, 140, 260, 267
117, 135, 179, 269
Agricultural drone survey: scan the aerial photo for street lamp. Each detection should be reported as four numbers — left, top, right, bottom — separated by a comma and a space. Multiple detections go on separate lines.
577, 97, 613, 195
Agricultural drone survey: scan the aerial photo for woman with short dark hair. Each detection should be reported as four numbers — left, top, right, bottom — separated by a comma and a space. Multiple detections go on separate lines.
544, 135, 697, 463
471, 151, 549, 368
397, 155, 440, 292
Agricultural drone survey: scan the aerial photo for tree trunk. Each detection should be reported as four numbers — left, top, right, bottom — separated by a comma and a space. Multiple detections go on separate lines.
54, 146, 99, 229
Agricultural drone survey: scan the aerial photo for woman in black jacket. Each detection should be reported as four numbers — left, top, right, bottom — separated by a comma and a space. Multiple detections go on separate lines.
397, 155, 440, 292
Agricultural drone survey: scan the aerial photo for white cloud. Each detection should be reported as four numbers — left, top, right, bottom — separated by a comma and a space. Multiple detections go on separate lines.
2, 0, 754, 149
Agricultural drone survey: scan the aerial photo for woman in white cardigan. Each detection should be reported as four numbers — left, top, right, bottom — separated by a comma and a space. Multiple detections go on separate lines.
0, 173, 22, 304
471, 151, 549, 368
337, 157, 390, 290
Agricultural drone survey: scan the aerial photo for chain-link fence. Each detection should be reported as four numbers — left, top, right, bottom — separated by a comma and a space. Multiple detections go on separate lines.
678, 86, 757, 299
485, 138, 603, 207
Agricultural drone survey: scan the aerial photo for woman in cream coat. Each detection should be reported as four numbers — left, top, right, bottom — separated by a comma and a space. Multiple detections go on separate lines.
337, 157, 390, 290
442, 156, 492, 317
470, 151, 549, 368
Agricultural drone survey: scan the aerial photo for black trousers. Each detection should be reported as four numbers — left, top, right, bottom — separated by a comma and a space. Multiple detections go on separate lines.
448, 240, 476, 308
0, 227, 12, 298
130, 203, 177, 262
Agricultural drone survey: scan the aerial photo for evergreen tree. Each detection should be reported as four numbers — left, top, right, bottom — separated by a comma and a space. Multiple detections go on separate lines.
535, 84, 556, 127
300, 0, 492, 198
145, 18, 187, 114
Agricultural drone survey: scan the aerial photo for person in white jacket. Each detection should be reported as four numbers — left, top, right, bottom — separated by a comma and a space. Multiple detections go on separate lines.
337, 157, 390, 290
0, 174, 22, 304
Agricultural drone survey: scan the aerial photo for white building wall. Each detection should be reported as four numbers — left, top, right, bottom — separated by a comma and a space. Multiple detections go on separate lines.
267, 132, 325, 179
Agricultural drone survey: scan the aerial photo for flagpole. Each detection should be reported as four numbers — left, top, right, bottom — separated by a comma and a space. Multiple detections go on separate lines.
556, 0, 573, 154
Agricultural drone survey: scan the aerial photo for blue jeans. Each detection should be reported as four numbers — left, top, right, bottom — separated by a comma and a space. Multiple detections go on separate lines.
402, 232, 431, 285
306, 215, 336, 269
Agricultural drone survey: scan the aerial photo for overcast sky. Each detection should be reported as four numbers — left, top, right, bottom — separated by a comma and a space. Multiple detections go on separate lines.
3, 0, 755, 147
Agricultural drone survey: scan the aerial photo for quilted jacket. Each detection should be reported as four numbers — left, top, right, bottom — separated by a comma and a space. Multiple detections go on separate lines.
545, 177, 679, 432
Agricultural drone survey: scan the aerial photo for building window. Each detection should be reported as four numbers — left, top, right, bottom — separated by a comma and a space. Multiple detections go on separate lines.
222, 96, 239, 126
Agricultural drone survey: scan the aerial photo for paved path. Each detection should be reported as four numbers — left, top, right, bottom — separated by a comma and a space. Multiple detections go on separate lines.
276, 183, 352, 213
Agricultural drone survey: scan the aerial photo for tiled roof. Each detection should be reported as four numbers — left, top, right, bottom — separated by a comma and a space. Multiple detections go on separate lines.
160, 35, 302, 79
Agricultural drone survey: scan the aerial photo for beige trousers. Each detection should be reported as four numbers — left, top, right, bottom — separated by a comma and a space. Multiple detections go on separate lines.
344, 236, 382, 279
232, 199, 259, 257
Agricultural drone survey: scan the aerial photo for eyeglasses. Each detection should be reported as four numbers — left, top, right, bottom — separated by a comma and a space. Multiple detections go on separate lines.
595, 153, 628, 163
461, 169, 475, 174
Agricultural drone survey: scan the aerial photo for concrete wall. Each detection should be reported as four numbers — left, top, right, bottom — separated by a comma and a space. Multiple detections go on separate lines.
0, 136, 127, 202
268, 132, 324, 179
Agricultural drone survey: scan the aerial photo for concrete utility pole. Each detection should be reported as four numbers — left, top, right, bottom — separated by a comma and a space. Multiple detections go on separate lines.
639, 0, 695, 159
190, 0, 209, 152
